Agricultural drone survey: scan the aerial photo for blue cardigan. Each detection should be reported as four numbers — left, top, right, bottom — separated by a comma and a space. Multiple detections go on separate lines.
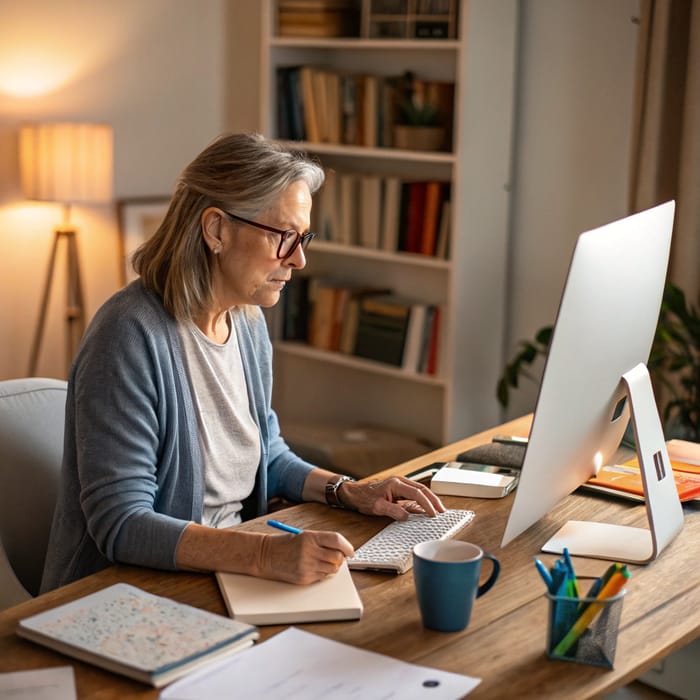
41, 282, 314, 592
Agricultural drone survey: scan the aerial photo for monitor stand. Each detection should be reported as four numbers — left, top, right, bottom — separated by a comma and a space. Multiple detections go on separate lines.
542, 363, 684, 564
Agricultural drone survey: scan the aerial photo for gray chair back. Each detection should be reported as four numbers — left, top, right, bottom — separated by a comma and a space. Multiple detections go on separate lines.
0, 377, 66, 607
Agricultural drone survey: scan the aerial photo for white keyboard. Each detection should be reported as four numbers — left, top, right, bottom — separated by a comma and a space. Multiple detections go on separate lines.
347, 509, 475, 574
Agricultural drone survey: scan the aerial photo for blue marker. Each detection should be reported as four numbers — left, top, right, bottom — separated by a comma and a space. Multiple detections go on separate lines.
562, 548, 580, 597
266, 519, 303, 535
563, 547, 574, 576
534, 557, 554, 591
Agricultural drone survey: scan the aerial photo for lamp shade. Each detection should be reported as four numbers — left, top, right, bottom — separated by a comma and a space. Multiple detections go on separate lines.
19, 123, 113, 203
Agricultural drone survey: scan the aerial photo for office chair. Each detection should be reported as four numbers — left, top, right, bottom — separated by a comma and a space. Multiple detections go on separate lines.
0, 377, 67, 610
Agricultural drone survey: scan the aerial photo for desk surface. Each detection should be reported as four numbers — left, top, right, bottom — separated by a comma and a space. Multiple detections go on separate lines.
2, 416, 699, 699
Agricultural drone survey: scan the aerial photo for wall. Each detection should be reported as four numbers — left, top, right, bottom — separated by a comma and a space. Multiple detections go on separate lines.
0, 0, 640, 403
503, 0, 640, 419
0, 0, 225, 379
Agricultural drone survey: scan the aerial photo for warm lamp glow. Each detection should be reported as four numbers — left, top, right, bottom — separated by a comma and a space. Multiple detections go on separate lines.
21, 122, 115, 378
19, 123, 113, 204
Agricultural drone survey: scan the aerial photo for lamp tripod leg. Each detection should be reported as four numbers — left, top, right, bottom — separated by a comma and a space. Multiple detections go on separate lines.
28, 232, 62, 376
27, 229, 86, 378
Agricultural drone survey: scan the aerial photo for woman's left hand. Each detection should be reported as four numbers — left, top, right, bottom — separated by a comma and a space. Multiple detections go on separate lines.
338, 477, 446, 520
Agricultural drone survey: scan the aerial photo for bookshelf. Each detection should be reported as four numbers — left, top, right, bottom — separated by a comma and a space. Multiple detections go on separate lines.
250, 0, 517, 446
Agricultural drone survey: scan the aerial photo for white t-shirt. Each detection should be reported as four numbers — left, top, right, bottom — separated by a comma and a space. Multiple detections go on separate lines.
178, 311, 261, 529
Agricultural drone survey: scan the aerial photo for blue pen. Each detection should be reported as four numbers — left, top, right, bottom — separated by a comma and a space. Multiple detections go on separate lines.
562, 548, 580, 597
562, 548, 574, 576
550, 560, 564, 591
266, 519, 303, 535
534, 558, 554, 591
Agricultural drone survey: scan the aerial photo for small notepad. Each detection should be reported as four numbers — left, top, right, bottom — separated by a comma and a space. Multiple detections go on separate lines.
216, 560, 363, 625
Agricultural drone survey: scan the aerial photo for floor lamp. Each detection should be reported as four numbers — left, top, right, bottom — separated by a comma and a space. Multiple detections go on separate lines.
20, 123, 113, 377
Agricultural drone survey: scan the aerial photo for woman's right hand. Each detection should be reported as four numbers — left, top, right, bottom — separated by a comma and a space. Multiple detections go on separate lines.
257, 530, 355, 585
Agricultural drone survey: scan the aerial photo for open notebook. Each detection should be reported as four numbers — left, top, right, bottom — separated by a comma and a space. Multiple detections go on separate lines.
216, 560, 363, 625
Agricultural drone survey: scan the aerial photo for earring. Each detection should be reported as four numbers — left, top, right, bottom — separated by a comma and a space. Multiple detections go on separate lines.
213, 245, 222, 255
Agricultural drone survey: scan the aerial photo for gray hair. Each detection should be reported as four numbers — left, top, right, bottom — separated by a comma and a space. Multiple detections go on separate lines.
132, 132, 325, 321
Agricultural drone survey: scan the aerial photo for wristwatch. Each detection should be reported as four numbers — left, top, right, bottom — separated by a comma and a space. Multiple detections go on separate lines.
325, 475, 356, 509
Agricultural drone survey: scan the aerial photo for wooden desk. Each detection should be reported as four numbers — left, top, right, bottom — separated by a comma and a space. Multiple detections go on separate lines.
2, 416, 699, 699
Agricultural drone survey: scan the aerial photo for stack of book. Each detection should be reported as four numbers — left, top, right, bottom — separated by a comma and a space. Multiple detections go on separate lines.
307, 281, 391, 355
276, 0, 359, 38
313, 172, 451, 259
281, 281, 441, 376
354, 295, 441, 374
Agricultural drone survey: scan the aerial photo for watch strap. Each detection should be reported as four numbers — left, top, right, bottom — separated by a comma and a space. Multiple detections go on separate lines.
325, 475, 356, 509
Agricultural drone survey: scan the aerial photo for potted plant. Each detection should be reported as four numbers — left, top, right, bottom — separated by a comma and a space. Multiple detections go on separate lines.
497, 282, 700, 441
393, 71, 447, 151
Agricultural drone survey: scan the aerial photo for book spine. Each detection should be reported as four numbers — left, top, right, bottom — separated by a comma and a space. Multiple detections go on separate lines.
353, 297, 411, 366
299, 66, 321, 142
420, 181, 443, 256
401, 304, 428, 372
425, 306, 441, 375
282, 276, 311, 341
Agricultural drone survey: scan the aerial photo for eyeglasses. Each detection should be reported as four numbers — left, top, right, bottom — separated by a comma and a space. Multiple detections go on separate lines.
224, 211, 315, 260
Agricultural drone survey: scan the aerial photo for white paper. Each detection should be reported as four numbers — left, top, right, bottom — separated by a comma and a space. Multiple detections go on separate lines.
0, 666, 76, 700
160, 627, 480, 700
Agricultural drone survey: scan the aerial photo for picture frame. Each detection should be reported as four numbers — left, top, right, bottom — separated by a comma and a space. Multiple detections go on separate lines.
117, 197, 170, 285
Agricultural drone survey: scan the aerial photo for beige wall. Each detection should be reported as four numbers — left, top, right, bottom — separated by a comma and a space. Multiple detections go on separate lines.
0, 0, 225, 379
0, 0, 640, 398
504, 0, 640, 419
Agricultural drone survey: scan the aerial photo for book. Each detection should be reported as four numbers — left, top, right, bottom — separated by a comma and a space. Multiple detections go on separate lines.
16, 583, 258, 688
324, 70, 341, 143
359, 174, 382, 249
380, 175, 401, 252
420, 181, 443, 256
434, 198, 451, 259
402, 181, 427, 253
328, 286, 351, 351
312, 68, 329, 141
339, 297, 361, 354
361, 74, 379, 147
337, 172, 358, 245
286, 66, 306, 140
281, 275, 311, 341
424, 306, 442, 375
277, 1, 358, 39
308, 279, 338, 350
353, 295, 412, 366
299, 66, 321, 142
216, 560, 362, 625
401, 303, 428, 373
666, 439, 700, 469
430, 463, 518, 499
313, 167, 338, 241
586, 458, 700, 502
417, 305, 436, 373
340, 73, 359, 145
276, 67, 292, 140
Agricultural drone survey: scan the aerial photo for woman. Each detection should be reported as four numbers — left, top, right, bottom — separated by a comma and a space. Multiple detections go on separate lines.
41, 133, 444, 592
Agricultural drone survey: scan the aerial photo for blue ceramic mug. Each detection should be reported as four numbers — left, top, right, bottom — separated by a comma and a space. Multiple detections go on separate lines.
413, 540, 500, 632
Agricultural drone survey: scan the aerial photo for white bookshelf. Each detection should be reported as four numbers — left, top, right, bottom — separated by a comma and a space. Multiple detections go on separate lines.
250, 0, 517, 446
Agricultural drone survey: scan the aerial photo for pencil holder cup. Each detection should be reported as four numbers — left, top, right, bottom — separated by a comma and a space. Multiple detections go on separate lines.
545, 587, 626, 669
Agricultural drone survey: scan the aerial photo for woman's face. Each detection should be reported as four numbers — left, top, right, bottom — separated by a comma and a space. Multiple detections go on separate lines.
209, 180, 312, 309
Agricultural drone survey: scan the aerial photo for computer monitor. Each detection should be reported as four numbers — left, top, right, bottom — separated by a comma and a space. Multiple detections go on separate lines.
501, 200, 684, 564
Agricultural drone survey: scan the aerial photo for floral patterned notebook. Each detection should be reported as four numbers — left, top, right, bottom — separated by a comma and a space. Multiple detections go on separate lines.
16, 583, 258, 687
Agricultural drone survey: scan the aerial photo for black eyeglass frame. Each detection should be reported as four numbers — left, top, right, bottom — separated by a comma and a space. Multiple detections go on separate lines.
223, 211, 315, 260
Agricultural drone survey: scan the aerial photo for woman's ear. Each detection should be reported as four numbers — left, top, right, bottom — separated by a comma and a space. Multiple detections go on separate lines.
201, 207, 225, 255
